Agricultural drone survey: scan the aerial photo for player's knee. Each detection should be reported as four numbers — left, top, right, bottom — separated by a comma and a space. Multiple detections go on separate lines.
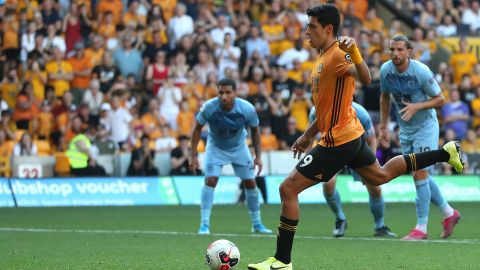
366, 184, 382, 197
413, 170, 429, 180
279, 177, 296, 200
205, 177, 219, 188
322, 182, 335, 197
368, 172, 389, 187
242, 179, 256, 189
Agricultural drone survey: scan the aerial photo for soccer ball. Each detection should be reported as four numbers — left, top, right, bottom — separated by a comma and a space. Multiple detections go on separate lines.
205, 239, 240, 270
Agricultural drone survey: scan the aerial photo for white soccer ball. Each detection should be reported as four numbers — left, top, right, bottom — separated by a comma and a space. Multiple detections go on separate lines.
205, 239, 240, 270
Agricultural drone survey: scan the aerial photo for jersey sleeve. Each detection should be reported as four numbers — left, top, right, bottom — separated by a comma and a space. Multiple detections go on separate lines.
245, 102, 260, 127
419, 64, 442, 97
334, 50, 354, 78
196, 102, 210, 125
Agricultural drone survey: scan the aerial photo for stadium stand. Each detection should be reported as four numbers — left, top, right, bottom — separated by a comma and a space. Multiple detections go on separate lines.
0, 0, 479, 178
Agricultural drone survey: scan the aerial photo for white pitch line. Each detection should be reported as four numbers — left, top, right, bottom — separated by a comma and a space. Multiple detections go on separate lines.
0, 227, 478, 245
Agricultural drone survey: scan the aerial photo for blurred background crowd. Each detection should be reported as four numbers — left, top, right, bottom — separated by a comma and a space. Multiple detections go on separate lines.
0, 0, 479, 176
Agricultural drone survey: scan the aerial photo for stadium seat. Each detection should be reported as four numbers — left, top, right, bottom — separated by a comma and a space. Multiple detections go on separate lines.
34, 140, 52, 156
54, 152, 70, 177
0, 156, 11, 177
197, 139, 205, 152
14, 130, 26, 142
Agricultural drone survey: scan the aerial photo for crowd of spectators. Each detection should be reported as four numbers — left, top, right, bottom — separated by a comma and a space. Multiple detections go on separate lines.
0, 0, 479, 176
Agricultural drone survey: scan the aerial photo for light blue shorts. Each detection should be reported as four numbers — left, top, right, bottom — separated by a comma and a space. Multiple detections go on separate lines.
399, 121, 439, 172
204, 142, 254, 180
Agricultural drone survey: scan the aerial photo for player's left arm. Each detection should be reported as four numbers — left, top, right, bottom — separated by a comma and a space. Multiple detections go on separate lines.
246, 103, 263, 176
338, 36, 372, 85
250, 125, 263, 177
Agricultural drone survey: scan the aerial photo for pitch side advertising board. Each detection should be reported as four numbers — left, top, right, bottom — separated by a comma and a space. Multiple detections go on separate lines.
265, 175, 480, 204
8, 177, 178, 207
0, 175, 478, 207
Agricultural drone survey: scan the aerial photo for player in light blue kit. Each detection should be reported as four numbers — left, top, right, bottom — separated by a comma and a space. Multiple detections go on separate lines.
309, 103, 396, 238
379, 35, 461, 240
190, 78, 272, 235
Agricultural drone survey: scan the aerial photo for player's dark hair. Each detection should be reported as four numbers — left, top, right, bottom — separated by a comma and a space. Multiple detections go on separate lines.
391, 34, 413, 49
306, 4, 340, 36
217, 78, 237, 91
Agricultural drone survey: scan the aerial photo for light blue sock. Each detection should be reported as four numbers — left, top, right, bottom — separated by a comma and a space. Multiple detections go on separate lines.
415, 179, 431, 226
428, 175, 455, 217
369, 196, 385, 229
428, 176, 448, 209
200, 186, 215, 226
324, 189, 346, 220
245, 188, 262, 226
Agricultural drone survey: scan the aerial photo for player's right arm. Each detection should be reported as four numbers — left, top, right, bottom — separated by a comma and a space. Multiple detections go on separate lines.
189, 120, 204, 175
292, 117, 320, 159
190, 101, 210, 174
379, 61, 392, 149
379, 92, 391, 148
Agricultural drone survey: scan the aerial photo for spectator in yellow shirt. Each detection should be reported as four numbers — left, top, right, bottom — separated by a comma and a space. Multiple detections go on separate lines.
287, 59, 304, 83
176, 100, 195, 136
68, 42, 94, 105
471, 63, 480, 87
471, 86, 480, 128
123, 0, 147, 27
84, 35, 105, 67
96, 11, 117, 40
2, 11, 20, 64
260, 126, 279, 151
450, 38, 478, 85
96, 0, 123, 25
461, 129, 480, 153
46, 47, 74, 97
24, 60, 47, 101
262, 11, 285, 56
363, 8, 384, 33
288, 85, 312, 132
34, 100, 54, 140
141, 99, 163, 140
1, 67, 21, 109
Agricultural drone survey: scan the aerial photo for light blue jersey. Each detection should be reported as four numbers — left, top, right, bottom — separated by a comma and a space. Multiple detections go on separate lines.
197, 98, 258, 179
380, 59, 441, 135
380, 59, 441, 160
309, 102, 374, 137
197, 98, 259, 150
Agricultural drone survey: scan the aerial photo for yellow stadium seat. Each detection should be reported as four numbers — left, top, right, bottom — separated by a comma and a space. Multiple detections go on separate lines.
0, 156, 11, 177
14, 130, 26, 142
54, 152, 70, 177
197, 139, 205, 153
34, 140, 52, 156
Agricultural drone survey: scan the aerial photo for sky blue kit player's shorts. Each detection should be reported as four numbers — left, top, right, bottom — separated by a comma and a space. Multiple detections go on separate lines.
399, 120, 439, 173
204, 142, 255, 180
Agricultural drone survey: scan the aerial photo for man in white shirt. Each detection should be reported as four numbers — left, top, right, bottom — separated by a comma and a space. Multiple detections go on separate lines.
246, 26, 270, 59
168, 3, 194, 49
210, 15, 236, 47
215, 33, 241, 79
462, 0, 480, 33
276, 39, 309, 70
107, 95, 133, 149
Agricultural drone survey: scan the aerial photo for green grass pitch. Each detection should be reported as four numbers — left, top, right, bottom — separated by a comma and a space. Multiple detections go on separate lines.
0, 203, 478, 269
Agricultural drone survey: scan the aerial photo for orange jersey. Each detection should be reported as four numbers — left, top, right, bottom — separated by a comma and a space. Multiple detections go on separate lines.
311, 42, 364, 147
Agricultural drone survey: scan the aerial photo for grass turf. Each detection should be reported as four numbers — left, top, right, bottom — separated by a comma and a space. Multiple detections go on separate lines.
0, 202, 478, 269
